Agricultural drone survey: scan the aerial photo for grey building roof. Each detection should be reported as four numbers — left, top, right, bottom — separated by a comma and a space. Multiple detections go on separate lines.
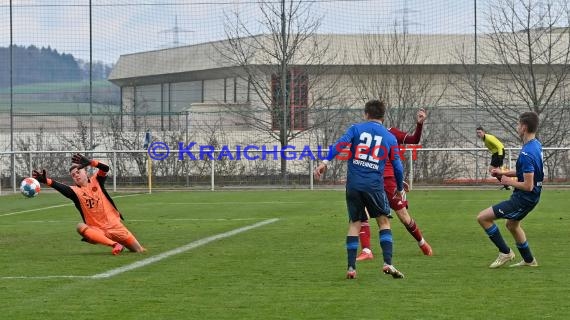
108, 33, 478, 86
108, 31, 570, 86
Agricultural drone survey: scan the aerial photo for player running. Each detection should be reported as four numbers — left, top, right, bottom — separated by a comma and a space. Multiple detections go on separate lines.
314, 99, 406, 279
357, 107, 432, 261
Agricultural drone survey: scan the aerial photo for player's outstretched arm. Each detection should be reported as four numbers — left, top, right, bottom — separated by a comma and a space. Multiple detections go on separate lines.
416, 108, 427, 124
388, 140, 405, 192
71, 153, 91, 169
72, 153, 110, 173
33, 169, 75, 199
32, 169, 48, 184
392, 108, 426, 144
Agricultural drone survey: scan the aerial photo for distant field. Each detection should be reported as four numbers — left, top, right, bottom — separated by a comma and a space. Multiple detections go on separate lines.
0, 80, 118, 113
1, 189, 568, 319
0, 101, 118, 114
0, 80, 115, 94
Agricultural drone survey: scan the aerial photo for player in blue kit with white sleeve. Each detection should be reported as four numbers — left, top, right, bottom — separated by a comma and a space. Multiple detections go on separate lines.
477, 112, 543, 268
314, 99, 406, 279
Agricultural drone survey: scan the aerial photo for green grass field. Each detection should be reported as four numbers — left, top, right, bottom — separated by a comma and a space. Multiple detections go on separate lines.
0, 80, 114, 95
0, 80, 117, 113
1, 189, 569, 319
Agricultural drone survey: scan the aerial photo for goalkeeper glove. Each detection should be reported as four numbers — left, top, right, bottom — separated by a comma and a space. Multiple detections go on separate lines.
32, 169, 48, 184
71, 153, 92, 169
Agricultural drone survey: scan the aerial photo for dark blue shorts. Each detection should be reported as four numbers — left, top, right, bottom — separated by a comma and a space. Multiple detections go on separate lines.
345, 189, 391, 222
492, 197, 537, 221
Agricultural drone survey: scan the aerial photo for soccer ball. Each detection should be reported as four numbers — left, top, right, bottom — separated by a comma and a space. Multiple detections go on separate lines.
20, 177, 41, 198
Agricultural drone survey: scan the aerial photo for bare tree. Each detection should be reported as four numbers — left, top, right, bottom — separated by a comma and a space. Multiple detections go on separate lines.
61, 117, 97, 151
350, 23, 448, 182
215, 0, 348, 182
351, 23, 447, 129
15, 127, 69, 180
459, 0, 570, 148
99, 102, 151, 180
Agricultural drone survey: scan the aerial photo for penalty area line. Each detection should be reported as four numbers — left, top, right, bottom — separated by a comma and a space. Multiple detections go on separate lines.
90, 218, 279, 279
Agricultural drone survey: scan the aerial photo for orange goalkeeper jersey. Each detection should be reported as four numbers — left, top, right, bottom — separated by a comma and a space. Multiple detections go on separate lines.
70, 174, 123, 230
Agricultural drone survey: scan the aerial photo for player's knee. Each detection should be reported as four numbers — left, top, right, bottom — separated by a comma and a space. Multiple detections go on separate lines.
129, 243, 146, 253
376, 216, 390, 229
476, 212, 488, 226
505, 220, 518, 232
76, 223, 88, 235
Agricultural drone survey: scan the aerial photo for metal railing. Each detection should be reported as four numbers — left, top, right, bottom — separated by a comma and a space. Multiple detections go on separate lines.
1, 147, 568, 195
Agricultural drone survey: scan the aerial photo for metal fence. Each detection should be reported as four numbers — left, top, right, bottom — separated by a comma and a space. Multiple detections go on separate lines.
1, 147, 568, 195
1, 1, 570, 191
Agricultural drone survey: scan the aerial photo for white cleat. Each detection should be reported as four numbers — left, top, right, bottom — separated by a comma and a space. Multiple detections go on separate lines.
489, 250, 515, 268
383, 264, 404, 279
510, 258, 538, 267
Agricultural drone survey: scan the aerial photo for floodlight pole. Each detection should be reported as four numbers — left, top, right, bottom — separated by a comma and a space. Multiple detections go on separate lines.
474, 0, 480, 182
89, 0, 94, 150
9, 0, 15, 193
280, 0, 288, 185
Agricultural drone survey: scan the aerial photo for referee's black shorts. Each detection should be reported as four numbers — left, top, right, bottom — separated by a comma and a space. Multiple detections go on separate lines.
490, 149, 505, 167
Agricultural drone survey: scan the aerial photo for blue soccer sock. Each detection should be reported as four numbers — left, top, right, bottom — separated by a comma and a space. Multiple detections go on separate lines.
516, 241, 534, 263
379, 229, 393, 265
346, 236, 359, 269
484, 224, 511, 254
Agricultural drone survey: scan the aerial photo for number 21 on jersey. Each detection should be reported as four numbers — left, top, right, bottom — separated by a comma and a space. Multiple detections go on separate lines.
357, 132, 383, 163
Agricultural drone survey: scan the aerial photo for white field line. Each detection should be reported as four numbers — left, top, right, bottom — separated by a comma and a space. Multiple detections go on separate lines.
91, 218, 279, 279
0, 193, 144, 217
0, 204, 70, 217
1, 218, 279, 280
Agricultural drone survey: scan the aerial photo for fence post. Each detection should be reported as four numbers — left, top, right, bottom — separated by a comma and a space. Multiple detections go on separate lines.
28, 152, 32, 177
408, 148, 414, 190
210, 159, 215, 191
147, 152, 152, 194
508, 148, 512, 170
12, 153, 16, 193
309, 158, 314, 190
113, 151, 117, 192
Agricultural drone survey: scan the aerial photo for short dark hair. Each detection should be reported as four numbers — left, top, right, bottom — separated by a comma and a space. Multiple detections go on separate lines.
519, 111, 539, 133
476, 126, 485, 131
69, 164, 82, 172
364, 100, 386, 120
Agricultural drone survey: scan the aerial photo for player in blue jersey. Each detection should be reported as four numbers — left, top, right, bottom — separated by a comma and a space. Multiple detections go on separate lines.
313, 99, 406, 279
476, 111, 543, 268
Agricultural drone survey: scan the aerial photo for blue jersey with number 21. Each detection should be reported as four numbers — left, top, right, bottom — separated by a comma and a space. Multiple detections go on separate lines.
327, 121, 404, 192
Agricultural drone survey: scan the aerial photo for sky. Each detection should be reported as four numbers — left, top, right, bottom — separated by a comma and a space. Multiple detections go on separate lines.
0, 0, 485, 64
